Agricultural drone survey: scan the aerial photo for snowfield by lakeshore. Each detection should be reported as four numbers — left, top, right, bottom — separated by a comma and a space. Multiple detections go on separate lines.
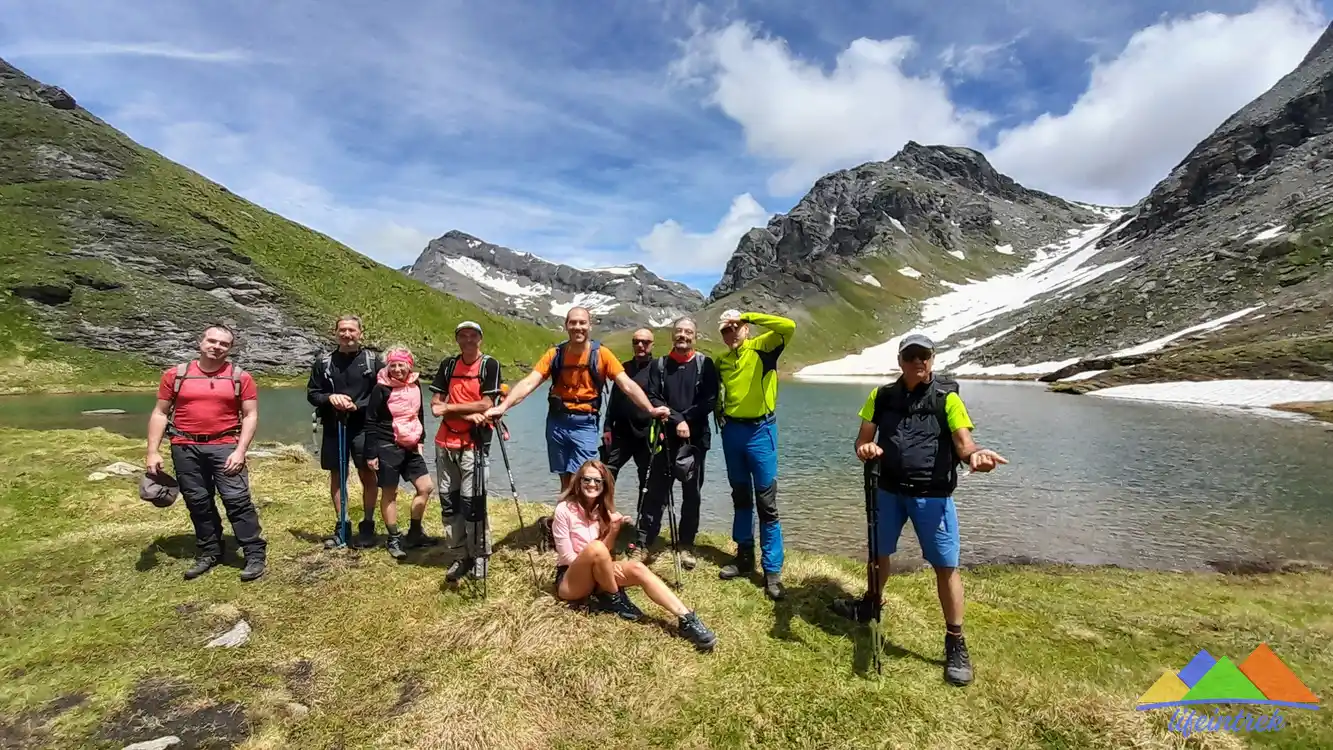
796, 213, 1132, 378
1088, 380, 1333, 410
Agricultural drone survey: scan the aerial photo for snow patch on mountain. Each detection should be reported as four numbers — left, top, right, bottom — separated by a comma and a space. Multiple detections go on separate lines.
796, 214, 1132, 378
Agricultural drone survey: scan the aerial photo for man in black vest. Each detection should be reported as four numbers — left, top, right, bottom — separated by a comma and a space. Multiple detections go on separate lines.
601, 327, 655, 494
833, 333, 1007, 687
639, 317, 717, 568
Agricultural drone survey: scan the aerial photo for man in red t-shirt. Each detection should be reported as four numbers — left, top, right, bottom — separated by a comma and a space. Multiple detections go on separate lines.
145, 324, 266, 582
429, 320, 503, 584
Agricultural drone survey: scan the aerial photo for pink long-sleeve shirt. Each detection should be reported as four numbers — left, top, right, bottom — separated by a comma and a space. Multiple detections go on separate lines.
551, 499, 603, 567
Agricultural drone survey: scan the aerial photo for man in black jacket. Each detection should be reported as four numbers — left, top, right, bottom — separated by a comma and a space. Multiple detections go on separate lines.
306, 315, 383, 549
640, 317, 718, 570
601, 327, 655, 499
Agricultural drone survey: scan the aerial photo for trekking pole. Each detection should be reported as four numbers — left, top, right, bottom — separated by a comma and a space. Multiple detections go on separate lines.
864, 458, 882, 676
337, 415, 350, 548
494, 416, 540, 588
650, 423, 683, 589
664, 460, 683, 590
473, 442, 487, 600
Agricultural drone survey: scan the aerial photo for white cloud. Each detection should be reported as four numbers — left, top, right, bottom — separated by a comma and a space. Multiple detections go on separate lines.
636, 193, 770, 274
988, 1, 1328, 205
675, 21, 991, 194
938, 34, 1024, 79
7, 40, 256, 63
677, 1, 1329, 205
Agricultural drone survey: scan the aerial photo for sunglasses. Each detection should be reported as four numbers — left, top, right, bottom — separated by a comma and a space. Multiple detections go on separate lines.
900, 348, 933, 362
720, 325, 738, 334
579, 476, 604, 487
632, 339, 652, 346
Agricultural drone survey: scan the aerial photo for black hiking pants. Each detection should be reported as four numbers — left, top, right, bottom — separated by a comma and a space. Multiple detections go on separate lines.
601, 428, 651, 497
638, 448, 705, 548
171, 443, 267, 560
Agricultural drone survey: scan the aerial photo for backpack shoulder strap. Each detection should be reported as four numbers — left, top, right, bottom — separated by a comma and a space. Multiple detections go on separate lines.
588, 339, 604, 392
170, 362, 191, 399
551, 342, 568, 375
230, 364, 246, 400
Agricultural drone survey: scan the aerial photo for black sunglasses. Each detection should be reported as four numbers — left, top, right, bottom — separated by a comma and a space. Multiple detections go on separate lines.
579, 476, 604, 486
632, 339, 652, 346
900, 348, 933, 362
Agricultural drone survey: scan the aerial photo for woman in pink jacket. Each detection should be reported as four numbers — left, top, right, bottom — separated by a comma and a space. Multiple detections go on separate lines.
365, 347, 436, 559
552, 458, 717, 651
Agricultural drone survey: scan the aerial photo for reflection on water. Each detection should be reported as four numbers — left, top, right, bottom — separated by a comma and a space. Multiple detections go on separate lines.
4, 380, 1332, 570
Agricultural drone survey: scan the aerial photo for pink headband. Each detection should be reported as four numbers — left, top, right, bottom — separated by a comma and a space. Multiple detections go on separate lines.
387, 351, 414, 366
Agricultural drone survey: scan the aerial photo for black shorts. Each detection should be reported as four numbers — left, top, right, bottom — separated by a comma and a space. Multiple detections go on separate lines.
375, 444, 430, 488
320, 421, 368, 472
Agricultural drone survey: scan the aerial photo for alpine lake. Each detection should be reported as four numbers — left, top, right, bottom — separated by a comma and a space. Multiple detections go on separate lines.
5, 379, 1332, 572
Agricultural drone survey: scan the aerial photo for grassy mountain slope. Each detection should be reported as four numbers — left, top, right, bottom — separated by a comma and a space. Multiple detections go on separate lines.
0, 58, 554, 393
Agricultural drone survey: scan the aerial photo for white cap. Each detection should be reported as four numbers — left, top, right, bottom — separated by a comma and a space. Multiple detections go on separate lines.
718, 310, 742, 330
455, 320, 483, 336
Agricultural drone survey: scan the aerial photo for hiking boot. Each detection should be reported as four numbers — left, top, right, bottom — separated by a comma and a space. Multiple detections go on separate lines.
593, 590, 642, 621
323, 522, 351, 549
830, 594, 879, 624
446, 558, 472, 584
405, 525, 439, 548
718, 545, 754, 580
678, 611, 717, 652
945, 633, 974, 686
351, 519, 376, 548
679, 546, 697, 570
183, 556, 219, 580
764, 572, 785, 601
239, 557, 267, 582
471, 556, 488, 580
386, 533, 407, 560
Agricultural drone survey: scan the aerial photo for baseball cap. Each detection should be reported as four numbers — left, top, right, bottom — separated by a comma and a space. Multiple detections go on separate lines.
898, 333, 936, 353
455, 320, 483, 336
139, 470, 180, 508
718, 310, 742, 331
672, 444, 699, 482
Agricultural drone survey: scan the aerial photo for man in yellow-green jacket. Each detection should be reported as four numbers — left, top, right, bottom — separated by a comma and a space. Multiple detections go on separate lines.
713, 309, 796, 600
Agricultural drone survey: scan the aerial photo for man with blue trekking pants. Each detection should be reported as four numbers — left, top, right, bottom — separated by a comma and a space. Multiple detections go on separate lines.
831, 333, 1007, 687
714, 309, 795, 600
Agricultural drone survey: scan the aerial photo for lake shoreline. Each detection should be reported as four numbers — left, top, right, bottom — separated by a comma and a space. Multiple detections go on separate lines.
3, 424, 1332, 748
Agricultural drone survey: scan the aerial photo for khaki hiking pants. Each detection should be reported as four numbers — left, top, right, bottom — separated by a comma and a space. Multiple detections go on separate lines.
436, 445, 491, 560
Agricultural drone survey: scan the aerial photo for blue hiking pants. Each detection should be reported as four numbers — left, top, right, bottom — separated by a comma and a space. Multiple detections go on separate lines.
721, 415, 783, 573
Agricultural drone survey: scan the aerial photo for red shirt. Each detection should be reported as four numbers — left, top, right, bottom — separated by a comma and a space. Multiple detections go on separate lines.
157, 361, 258, 445
434, 357, 484, 450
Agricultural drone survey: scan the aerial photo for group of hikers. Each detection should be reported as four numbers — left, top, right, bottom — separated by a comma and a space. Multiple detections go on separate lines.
142, 307, 1006, 683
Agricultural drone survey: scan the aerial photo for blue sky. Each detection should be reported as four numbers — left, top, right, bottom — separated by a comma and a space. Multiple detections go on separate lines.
2, 0, 1329, 294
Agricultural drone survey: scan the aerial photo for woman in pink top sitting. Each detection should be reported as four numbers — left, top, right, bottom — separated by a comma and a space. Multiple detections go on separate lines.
552, 458, 717, 651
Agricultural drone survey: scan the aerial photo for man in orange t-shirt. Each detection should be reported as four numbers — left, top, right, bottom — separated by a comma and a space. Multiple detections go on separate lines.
485, 306, 668, 493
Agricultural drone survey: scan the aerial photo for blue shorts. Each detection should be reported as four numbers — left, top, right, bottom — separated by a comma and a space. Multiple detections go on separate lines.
546, 412, 600, 475
876, 490, 960, 569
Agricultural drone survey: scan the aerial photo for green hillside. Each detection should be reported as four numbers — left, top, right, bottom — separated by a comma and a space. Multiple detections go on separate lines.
0, 58, 555, 394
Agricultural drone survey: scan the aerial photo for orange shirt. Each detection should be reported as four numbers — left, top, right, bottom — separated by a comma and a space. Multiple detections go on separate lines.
534, 343, 624, 413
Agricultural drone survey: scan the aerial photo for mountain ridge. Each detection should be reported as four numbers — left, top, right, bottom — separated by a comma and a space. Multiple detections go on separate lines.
406, 229, 705, 330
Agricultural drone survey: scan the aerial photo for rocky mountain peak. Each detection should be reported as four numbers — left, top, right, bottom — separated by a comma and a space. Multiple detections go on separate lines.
887, 141, 1023, 200
406, 231, 704, 329
708, 145, 1102, 301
